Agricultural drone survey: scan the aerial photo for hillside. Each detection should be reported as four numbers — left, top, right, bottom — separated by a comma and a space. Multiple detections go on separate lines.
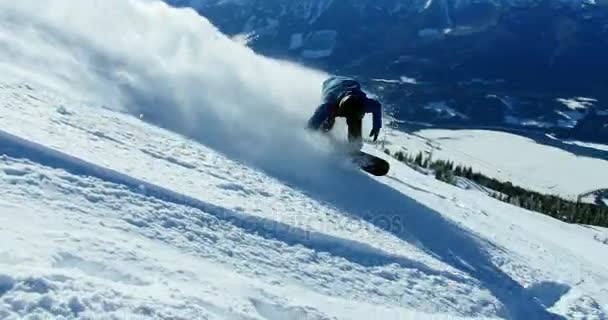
381, 128, 608, 199
1, 1, 608, 319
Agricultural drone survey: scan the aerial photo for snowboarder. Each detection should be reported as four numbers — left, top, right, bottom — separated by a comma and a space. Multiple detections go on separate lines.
307, 76, 382, 149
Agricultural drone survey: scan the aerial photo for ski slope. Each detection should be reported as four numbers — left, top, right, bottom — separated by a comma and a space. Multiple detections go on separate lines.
383, 129, 608, 199
1, 1, 608, 319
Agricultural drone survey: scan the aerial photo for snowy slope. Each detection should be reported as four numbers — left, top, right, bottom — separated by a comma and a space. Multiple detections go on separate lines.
383, 129, 608, 199
0, 80, 496, 320
1, 1, 608, 319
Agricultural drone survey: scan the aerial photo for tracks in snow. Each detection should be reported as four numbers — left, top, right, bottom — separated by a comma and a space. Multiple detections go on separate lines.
0, 129, 498, 317
0, 83, 579, 318
0, 129, 456, 280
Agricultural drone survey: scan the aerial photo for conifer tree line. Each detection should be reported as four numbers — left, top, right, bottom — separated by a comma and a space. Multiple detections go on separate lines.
385, 149, 608, 228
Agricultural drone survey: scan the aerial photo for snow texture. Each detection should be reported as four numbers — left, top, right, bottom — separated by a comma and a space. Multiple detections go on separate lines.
1, 1, 608, 319
557, 98, 596, 111
384, 129, 608, 198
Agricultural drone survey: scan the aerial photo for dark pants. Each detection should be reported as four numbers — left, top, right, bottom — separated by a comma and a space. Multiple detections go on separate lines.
345, 116, 363, 143
336, 102, 364, 143
314, 99, 364, 143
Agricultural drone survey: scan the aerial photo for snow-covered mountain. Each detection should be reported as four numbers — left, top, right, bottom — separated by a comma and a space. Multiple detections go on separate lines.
166, 0, 608, 143
1, 1, 608, 319
382, 128, 608, 198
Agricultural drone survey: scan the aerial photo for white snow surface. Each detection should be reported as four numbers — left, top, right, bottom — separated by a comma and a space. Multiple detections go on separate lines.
1, 1, 608, 319
384, 129, 608, 199
371, 76, 419, 85
557, 98, 596, 111
505, 116, 553, 129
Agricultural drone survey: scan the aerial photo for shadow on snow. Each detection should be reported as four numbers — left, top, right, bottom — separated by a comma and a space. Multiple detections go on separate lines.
0, 118, 566, 319
0, 130, 467, 286
262, 157, 566, 320
126, 110, 567, 320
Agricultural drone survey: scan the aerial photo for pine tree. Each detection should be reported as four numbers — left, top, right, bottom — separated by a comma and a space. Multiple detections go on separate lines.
444, 168, 455, 183
395, 151, 406, 162
454, 165, 463, 176
465, 167, 474, 179
414, 152, 423, 166
390, 154, 608, 228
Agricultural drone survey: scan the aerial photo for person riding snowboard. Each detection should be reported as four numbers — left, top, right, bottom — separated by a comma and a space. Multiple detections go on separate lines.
307, 76, 382, 149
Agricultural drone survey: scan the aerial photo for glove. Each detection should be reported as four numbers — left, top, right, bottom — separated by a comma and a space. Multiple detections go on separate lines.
369, 127, 380, 142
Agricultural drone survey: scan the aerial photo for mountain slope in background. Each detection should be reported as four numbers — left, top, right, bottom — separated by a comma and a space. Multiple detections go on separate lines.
382, 128, 608, 198
167, 0, 608, 143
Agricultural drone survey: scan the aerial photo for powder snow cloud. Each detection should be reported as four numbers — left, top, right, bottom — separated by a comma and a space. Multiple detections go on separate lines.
0, 0, 349, 177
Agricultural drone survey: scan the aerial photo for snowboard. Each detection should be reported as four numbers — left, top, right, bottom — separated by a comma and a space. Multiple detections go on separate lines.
350, 151, 390, 176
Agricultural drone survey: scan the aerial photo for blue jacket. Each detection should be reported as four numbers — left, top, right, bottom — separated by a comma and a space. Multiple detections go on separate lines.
307, 76, 382, 131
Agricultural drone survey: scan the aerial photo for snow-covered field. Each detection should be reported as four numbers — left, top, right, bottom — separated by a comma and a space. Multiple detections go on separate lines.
1, 1, 608, 319
383, 129, 608, 199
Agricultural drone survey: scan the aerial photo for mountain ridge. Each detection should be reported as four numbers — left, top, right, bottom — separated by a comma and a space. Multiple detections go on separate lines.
167, 0, 608, 143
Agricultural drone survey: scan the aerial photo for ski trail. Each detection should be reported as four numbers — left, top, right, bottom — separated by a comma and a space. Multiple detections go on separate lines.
0, 81, 452, 270
0, 131, 560, 319
262, 154, 566, 319
0, 134, 499, 318
2, 80, 568, 317
0, 130, 472, 285
0, 0, 605, 317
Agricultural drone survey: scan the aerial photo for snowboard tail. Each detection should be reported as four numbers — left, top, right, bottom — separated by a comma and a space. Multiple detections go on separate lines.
351, 151, 390, 176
